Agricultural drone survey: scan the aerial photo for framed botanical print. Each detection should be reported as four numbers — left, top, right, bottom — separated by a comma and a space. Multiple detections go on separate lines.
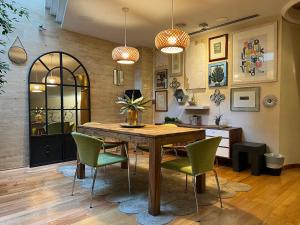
232, 23, 277, 85
208, 61, 227, 87
209, 34, 228, 62
155, 90, 168, 112
155, 69, 168, 89
230, 87, 260, 112
170, 53, 183, 76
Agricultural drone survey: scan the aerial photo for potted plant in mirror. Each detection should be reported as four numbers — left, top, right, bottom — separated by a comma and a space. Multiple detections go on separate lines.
116, 95, 151, 126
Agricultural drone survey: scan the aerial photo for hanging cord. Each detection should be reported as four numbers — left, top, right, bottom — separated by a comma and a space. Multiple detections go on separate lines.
123, 8, 128, 47
171, 0, 174, 29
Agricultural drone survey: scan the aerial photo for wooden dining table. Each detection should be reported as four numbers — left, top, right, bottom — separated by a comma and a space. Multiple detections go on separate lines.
77, 122, 205, 216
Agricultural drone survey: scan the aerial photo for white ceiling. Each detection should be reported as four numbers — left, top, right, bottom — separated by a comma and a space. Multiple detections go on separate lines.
62, 0, 289, 47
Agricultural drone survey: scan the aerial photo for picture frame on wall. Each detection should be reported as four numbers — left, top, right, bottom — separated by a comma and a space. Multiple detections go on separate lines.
170, 53, 183, 77
113, 69, 124, 86
232, 23, 277, 85
208, 61, 228, 87
155, 90, 168, 112
209, 34, 228, 62
230, 87, 260, 112
155, 69, 168, 89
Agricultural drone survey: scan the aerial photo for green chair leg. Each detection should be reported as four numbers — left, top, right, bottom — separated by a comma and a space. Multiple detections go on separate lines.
124, 144, 131, 193
192, 176, 199, 215
213, 169, 223, 208
71, 166, 77, 196
185, 174, 188, 193
90, 167, 98, 208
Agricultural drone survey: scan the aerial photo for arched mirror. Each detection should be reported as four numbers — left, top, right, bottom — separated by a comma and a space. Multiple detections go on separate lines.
28, 51, 91, 167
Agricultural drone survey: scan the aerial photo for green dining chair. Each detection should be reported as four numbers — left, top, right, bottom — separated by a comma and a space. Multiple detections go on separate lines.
161, 136, 223, 214
71, 132, 131, 208
134, 123, 179, 174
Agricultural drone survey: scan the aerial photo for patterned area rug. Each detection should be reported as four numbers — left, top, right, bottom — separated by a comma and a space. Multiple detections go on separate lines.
58, 156, 251, 225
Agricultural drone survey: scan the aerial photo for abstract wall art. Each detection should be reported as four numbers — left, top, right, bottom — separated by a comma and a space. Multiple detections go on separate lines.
208, 61, 227, 87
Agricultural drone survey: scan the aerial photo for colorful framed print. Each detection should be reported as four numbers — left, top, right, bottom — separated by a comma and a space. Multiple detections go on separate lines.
209, 34, 228, 62
170, 53, 183, 77
155, 90, 168, 112
208, 61, 227, 87
232, 23, 277, 85
155, 69, 168, 89
230, 87, 260, 112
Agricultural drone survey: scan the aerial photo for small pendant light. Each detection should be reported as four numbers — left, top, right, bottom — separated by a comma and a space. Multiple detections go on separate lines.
155, 0, 190, 54
112, 8, 139, 64
42, 53, 61, 87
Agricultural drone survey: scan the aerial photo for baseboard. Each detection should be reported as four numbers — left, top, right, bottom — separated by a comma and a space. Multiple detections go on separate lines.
283, 164, 300, 169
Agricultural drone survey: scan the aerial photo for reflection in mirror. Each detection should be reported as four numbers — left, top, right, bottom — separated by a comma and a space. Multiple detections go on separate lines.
62, 54, 80, 72
63, 68, 75, 85
30, 89, 45, 109
78, 110, 89, 125
47, 86, 61, 109
30, 61, 49, 84
47, 110, 62, 135
30, 109, 46, 136
42, 68, 61, 87
77, 87, 89, 109
40, 53, 60, 70
63, 86, 76, 109
63, 110, 76, 133
74, 66, 88, 86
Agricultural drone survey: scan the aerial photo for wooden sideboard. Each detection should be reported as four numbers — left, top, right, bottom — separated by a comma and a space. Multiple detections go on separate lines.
177, 124, 242, 159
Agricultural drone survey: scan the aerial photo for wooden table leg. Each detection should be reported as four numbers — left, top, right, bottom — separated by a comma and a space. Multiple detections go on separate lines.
121, 142, 128, 169
196, 174, 206, 193
148, 139, 161, 216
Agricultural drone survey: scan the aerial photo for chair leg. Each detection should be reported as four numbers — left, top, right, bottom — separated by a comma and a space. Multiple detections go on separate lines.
124, 144, 131, 193
71, 165, 77, 196
192, 176, 199, 215
213, 169, 223, 208
185, 174, 188, 193
134, 145, 138, 175
90, 167, 98, 208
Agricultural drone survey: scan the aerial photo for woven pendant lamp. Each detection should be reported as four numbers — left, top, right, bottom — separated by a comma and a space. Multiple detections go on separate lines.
155, 0, 190, 54
112, 8, 139, 64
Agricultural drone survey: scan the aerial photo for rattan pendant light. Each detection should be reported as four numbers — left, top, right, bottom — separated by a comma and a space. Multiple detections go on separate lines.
112, 8, 139, 64
155, 0, 190, 54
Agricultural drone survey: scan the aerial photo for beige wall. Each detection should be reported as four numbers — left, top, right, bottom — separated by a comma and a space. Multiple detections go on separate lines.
279, 19, 300, 165
0, 0, 151, 170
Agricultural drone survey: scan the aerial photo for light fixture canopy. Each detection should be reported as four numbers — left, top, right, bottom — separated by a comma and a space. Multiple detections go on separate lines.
155, 0, 190, 54
112, 8, 139, 64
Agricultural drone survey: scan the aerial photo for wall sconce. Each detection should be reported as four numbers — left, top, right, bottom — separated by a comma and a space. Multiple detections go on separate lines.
113, 69, 124, 86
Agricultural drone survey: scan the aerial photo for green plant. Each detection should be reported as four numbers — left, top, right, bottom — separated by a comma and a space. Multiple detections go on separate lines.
0, 0, 28, 93
116, 95, 151, 114
211, 66, 224, 86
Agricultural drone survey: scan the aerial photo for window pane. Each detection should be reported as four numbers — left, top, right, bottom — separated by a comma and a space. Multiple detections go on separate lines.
63, 86, 76, 109
74, 66, 88, 86
30, 88, 45, 109
77, 110, 89, 125
62, 53, 80, 72
62, 68, 75, 85
43, 68, 61, 86
47, 110, 62, 135
40, 53, 60, 70
47, 86, 61, 109
30, 60, 49, 83
63, 110, 76, 133
77, 87, 89, 109
30, 110, 46, 136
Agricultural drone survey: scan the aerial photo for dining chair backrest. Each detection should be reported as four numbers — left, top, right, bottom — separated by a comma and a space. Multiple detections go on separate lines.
186, 137, 222, 175
71, 132, 103, 167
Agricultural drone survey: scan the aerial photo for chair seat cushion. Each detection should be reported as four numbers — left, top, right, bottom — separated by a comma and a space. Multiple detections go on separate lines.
97, 152, 127, 167
161, 158, 193, 175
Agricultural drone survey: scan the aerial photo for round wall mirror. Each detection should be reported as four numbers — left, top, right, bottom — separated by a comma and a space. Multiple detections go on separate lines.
8, 46, 27, 64
282, 0, 300, 24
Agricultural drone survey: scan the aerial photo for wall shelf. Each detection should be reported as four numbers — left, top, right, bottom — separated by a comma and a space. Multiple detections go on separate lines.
185, 105, 209, 110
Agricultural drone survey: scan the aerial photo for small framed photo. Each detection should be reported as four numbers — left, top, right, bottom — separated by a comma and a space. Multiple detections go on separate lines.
209, 34, 228, 62
230, 87, 260, 112
155, 69, 168, 89
208, 61, 227, 87
155, 90, 168, 112
170, 53, 183, 76
113, 69, 124, 86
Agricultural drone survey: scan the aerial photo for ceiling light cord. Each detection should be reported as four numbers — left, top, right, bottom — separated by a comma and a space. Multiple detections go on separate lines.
124, 9, 127, 47
171, 0, 174, 29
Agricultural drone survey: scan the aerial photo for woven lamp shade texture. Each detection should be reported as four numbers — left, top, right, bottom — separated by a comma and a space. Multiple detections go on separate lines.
112, 46, 140, 64
155, 28, 190, 54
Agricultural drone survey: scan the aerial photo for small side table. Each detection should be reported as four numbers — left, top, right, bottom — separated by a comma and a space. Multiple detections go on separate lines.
233, 142, 266, 176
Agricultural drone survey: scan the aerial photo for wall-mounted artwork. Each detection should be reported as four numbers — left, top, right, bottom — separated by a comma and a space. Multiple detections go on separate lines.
208, 61, 227, 87
209, 34, 228, 62
155, 69, 168, 89
230, 87, 260, 112
113, 69, 124, 86
233, 23, 277, 85
170, 53, 183, 77
155, 90, 168, 112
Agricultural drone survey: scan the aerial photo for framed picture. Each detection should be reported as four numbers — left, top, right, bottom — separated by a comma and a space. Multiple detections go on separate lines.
155, 69, 168, 89
209, 34, 228, 62
230, 87, 260, 112
155, 90, 168, 112
208, 61, 228, 87
170, 53, 183, 76
113, 69, 124, 86
232, 23, 277, 85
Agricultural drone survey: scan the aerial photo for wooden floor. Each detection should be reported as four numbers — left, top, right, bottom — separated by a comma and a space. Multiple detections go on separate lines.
0, 153, 299, 225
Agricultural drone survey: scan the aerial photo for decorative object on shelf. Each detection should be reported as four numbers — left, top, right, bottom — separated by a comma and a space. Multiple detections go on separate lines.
174, 88, 188, 105
215, 114, 223, 126
188, 94, 196, 106
112, 8, 139, 64
210, 89, 225, 106
113, 69, 124, 86
169, 77, 181, 90
209, 34, 228, 62
233, 23, 277, 85
164, 116, 180, 124
208, 61, 227, 87
8, 36, 27, 65
263, 95, 278, 108
190, 115, 201, 126
170, 53, 183, 76
155, 0, 190, 54
155, 69, 168, 89
116, 94, 151, 126
155, 90, 168, 112
230, 87, 260, 112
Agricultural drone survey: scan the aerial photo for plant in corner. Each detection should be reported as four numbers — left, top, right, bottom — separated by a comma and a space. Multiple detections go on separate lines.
116, 95, 151, 125
0, 0, 28, 94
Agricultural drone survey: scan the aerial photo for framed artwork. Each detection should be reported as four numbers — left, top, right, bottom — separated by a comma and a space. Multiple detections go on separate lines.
230, 87, 260, 112
208, 61, 228, 87
155, 90, 168, 112
155, 69, 168, 89
113, 69, 124, 86
170, 53, 183, 77
209, 34, 228, 62
232, 23, 277, 85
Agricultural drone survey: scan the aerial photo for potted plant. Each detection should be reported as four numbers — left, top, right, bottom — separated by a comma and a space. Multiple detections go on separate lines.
116, 95, 151, 126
